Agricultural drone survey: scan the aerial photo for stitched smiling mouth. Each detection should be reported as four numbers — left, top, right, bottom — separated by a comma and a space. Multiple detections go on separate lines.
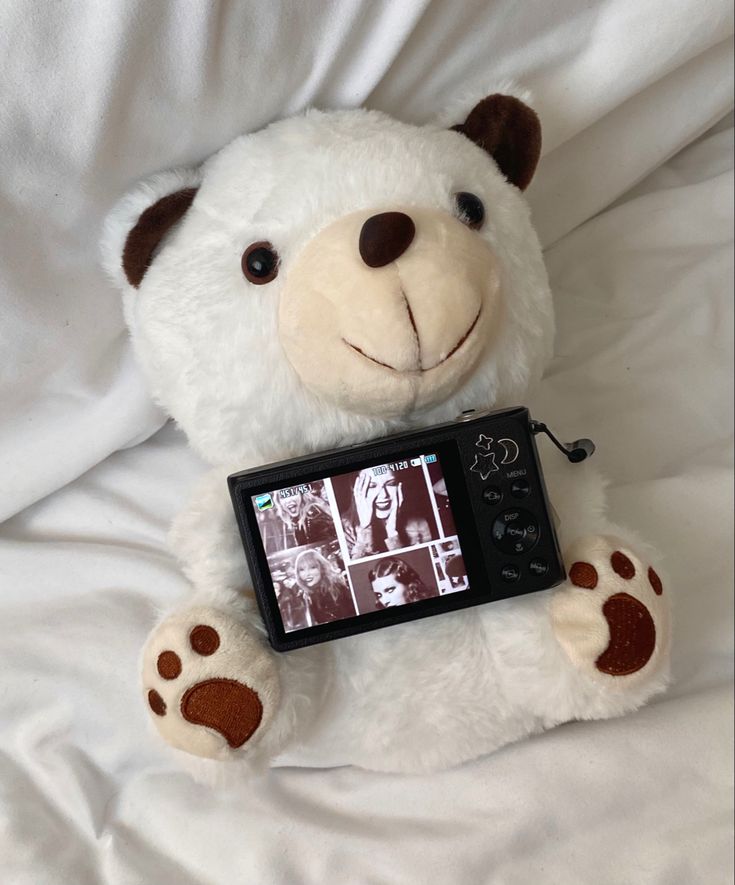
343, 306, 482, 373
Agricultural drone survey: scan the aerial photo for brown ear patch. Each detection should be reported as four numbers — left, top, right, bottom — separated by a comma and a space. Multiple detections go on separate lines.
452, 94, 542, 191
122, 187, 198, 288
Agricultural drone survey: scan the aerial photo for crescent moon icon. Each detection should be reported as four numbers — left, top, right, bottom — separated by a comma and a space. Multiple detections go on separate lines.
498, 438, 519, 465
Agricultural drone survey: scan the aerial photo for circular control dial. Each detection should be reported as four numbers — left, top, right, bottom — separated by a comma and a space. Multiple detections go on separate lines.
491, 508, 540, 555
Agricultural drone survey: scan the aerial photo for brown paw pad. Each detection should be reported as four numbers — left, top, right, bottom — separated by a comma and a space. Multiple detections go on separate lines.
181, 678, 263, 748
148, 689, 166, 716
147, 623, 263, 747
596, 592, 656, 675
610, 550, 635, 579
648, 566, 664, 596
153, 625, 221, 693
157, 650, 182, 679
570, 561, 598, 589
190, 624, 220, 655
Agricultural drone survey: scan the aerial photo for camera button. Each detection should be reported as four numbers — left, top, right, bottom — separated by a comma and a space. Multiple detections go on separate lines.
493, 508, 540, 554
510, 478, 530, 498
529, 558, 549, 576
482, 485, 503, 506
501, 564, 521, 583
456, 409, 476, 421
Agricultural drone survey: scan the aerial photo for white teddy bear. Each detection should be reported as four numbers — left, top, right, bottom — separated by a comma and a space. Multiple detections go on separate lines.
102, 88, 670, 774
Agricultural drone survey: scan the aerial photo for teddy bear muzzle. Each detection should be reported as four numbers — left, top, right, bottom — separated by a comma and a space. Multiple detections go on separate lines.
278, 206, 500, 416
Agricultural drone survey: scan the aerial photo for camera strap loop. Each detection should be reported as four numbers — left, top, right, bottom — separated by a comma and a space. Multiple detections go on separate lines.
529, 420, 595, 463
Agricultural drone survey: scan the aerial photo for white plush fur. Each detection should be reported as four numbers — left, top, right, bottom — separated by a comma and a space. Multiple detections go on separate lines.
104, 98, 670, 773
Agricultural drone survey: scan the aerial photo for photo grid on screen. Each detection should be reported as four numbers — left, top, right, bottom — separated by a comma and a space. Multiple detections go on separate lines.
251, 454, 470, 631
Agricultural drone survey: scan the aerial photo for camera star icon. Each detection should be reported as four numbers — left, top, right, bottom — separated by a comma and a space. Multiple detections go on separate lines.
475, 433, 520, 465
470, 451, 499, 480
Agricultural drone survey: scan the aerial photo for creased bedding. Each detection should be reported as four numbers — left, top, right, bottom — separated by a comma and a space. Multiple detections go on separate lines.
0, 1, 732, 883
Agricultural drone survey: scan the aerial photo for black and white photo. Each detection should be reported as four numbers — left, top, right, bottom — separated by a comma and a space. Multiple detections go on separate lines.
332, 462, 440, 559
348, 547, 440, 614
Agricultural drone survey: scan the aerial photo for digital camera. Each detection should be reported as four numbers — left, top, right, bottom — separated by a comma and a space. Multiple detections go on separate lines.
229, 406, 577, 651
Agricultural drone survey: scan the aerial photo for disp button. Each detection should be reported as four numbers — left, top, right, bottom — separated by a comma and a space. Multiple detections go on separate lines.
492, 508, 541, 555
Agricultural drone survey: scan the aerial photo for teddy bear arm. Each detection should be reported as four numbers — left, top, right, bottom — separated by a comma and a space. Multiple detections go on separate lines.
503, 459, 672, 722
142, 463, 320, 764
168, 463, 252, 595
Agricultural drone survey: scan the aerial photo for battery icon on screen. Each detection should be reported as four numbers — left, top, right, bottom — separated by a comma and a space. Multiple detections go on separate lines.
424, 454, 437, 464
410, 457, 422, 467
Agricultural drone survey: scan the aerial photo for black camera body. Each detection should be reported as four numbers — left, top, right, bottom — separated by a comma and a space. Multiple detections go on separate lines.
229, 406, 567, 651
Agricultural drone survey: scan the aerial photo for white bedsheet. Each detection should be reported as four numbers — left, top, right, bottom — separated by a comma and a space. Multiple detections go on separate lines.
1, 2, 732, 883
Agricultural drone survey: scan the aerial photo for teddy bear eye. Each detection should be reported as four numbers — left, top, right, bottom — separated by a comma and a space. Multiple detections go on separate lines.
241, 242, 279, 284
455, 192, 485, 230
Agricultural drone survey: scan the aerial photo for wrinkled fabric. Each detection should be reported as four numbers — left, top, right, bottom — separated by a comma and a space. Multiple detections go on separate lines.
0, 1, 732, 883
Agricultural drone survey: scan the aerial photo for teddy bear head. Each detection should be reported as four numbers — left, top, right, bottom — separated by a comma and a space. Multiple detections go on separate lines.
102, 92, 553, 465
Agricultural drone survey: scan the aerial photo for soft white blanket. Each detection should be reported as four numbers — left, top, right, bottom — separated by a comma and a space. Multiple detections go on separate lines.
1, 1, 732, 882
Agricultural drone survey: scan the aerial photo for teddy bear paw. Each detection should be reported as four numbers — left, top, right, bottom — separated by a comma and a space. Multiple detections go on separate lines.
550, 537, 670, 681
142, 606, 279, 759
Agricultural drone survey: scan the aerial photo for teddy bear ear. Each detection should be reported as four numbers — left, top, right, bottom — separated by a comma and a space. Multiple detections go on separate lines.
101, 167, 202, 291
451, 93, 542, 191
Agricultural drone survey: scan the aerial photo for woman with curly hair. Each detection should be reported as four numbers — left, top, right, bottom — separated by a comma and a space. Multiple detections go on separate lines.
368, 557, 439, 610
294, 548, 356, 624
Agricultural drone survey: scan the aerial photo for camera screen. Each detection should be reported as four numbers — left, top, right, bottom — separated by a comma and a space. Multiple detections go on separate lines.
250, 453, 470, 632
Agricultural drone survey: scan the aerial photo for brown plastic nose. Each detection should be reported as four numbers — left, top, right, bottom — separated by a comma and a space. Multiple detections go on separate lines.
359, 212, 415, 268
